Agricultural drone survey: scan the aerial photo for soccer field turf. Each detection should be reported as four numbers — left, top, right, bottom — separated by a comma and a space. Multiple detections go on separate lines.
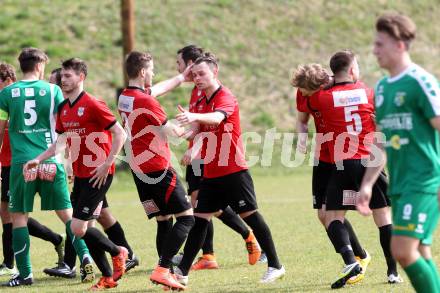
0, 169, 429, 292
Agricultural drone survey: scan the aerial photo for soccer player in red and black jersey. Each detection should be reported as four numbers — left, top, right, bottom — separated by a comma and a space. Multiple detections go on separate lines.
0, 63, 67, 277
174, 54, 285, 285
174, 45, 259, 270
118, 51, 194, 291
292, 51, 400, 288
24, 58, 129, 290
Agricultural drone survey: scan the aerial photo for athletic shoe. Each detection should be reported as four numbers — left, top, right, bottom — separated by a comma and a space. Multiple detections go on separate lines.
0, 263, 18, 276
112, 246, 128, 281
331, 263, 362, 289
171, 253, 184, 266
258, 252, 268, 264
348, 250, 371, 284
55, 234, 66, 264
174, 266, 189, 286
245, 231, 261, 265
388, 273, 403, 284
125, 254, 140, 272
260, 266, 285, 283
43, 262, 76, 279
89, 276, 118, 291
81, 256, 95, 283
150, 265, 186, 291
2, 273, 33, 287
191, 254, 219, 271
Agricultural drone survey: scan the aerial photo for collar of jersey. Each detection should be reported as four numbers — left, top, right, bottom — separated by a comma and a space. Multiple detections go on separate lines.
204, 85, 222, 105
126, 86, 146, 93
387, 63, 415, 83
69, 91, 85, 108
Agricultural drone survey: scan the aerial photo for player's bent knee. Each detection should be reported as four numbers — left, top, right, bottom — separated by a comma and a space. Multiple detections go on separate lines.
97, 208, 116, 229
372, 207, 391, 227
55, 208, 73, 224
71, 220, 88, 237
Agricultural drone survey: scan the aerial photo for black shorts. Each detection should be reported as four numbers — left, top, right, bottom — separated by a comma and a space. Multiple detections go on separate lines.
195, 170, 258, 214
312, 161, 334, 209
132, 169, 191, 219
1, 166, 10, 202
326, 160, 390, 211
71, 175, 113, 221
186, 161, 204, 195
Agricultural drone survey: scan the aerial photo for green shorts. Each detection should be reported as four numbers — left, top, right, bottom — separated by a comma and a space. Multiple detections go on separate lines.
391, 192, 440, 245
8, 162, 72, 213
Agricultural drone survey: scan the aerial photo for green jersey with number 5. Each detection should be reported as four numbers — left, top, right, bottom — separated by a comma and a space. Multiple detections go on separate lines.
0, 80, 63, 164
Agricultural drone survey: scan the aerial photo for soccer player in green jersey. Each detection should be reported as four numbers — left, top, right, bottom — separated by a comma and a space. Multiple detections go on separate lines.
0, 48, 93, 287
358, 13, 440, 293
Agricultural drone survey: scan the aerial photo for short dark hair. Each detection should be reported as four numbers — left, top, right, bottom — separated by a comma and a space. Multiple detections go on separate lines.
194, 52, 218, 70
376, 13, 416, 49
62, 58, 88, 77
0, 62, 17, 83
125, 51, 153, 79
18, 47, 48, 73
177, 45, 204, 65
50, 67, 62, 86
329, 50, 355, 75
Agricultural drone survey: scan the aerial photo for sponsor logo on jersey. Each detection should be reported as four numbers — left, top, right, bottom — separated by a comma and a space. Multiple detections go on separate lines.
39, 89, 46, 96
332, 89, 368, 107
118, 95, 134, 112
386, 135, 409, 150
394, 92, 406, 107
379, 113, 413, 130
24, 88, 35, 97
77, 107, 84, 116
11, 88, 20, 98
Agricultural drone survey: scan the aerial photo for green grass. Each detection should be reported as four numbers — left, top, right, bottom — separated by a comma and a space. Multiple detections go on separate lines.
0, 169, 433, 292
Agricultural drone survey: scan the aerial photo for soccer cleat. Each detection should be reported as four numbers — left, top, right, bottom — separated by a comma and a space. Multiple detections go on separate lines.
348, 250, 371, 284
89, 276, 118, 291
331, 263, 362, 289
388, 273, 403, 284
171, 253, 184, 266
245, 231, 261, 265
258, 252, 268, 264
150, 265, 186, 291
125, 254, 140, 272
174, 266, 189, 286
2, 273, 33, 287
112, 246, 128, 281
0, 263, 18, 276
43, 262, 76, 279
81, 256, 95, 283
191, 254, 219, 271
55, 234, 66, 264
260, 266, 285, 283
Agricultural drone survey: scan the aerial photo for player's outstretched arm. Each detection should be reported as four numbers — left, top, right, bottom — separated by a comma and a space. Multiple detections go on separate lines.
176, 105, 224, 126
150, 65, 193, 98
357, 137, 386, 216
23, 140, 60, 171
162, 120, 185, 137
90, 122, 126, 189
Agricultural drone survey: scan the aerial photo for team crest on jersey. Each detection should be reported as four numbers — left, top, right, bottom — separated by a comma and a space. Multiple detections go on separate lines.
39, 89, 46, 96
63, 110, 67, 116
394, 92, 406, 107
11, 88, 20, 98
24, 88, 34, 97
77, 107, 84, 116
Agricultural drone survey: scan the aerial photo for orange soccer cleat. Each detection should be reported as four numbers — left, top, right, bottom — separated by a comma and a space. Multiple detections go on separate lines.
150, 266, 186, 291
89, 276, 118, 291
191, 254, 219, 271
245, 231, 261, 265
112, 246, 128, 281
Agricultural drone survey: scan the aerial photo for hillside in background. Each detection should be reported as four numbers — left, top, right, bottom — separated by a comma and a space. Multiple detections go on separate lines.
1, 0, 439, 131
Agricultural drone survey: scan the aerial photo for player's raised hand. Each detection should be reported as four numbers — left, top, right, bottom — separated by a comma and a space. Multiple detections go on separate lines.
176, 105, 197, 126
23, 159, 40, 171
356, 184, 373, 216
182, 64, 194, 82
89, 162, 111, 189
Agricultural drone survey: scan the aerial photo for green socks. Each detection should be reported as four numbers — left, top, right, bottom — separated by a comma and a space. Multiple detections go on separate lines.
65, 220, 91, 263
12, 226, 32, 278
425, 258, 440, 292
404, 257, 438, 293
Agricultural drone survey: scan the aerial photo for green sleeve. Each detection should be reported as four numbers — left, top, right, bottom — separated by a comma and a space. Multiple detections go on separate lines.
0, 90, 9, 120
52, 85, 64, 114
416, 76, 440, 120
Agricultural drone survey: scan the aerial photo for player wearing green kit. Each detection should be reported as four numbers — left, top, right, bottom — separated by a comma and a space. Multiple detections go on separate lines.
357, 14, 440, 293
0, 48, 93, 287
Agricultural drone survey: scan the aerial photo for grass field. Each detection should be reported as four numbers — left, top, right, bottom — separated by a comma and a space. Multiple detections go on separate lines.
0, 168, 433, 292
